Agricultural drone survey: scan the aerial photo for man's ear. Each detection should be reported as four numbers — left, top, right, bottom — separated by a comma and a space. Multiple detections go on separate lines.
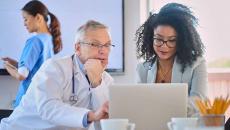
75, 43, 81, 55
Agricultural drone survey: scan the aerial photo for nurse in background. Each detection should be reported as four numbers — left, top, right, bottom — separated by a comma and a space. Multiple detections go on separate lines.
135, 3, 207, 116
2, 0, 62, 108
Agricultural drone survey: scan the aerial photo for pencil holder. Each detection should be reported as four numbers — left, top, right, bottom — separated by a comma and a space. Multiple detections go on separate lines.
198, 114, 225, 127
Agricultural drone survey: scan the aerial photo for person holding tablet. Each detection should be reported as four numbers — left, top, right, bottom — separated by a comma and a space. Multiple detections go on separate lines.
2, 0, 62, 108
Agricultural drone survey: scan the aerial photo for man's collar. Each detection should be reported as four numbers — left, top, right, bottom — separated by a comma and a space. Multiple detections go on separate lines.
74, 54, 86, 74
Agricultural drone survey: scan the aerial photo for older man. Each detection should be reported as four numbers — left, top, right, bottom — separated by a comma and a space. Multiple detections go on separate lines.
0, 20, 114, 130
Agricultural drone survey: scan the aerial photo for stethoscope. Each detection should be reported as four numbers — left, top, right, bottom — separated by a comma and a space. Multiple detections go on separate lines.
69, 55, 91, 105
69, 55, 78, 105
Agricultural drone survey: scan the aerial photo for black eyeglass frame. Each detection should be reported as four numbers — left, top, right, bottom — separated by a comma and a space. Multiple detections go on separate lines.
153, 38, 177, 48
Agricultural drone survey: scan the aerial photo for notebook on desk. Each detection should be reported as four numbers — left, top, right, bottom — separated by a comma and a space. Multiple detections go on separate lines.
108, 83, 188, 130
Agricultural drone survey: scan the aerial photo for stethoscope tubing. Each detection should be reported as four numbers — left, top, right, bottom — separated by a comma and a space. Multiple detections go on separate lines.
69, 55, 78, 103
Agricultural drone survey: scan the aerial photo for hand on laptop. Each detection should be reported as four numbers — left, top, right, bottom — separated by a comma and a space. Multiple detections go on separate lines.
87, 101, 109, 123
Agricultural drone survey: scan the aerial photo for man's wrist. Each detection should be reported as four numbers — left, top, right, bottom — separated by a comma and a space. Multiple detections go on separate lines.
91, 78, 102, 88
87, 111, 95, 123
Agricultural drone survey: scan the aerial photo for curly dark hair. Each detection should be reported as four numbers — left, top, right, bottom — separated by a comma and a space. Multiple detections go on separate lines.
136, 3, 205, 72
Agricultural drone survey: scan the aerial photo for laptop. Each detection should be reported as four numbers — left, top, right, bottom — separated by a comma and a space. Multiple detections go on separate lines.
108, 83, 188, 130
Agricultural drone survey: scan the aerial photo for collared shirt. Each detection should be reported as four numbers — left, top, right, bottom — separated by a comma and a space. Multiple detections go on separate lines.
75, 55, 85, 74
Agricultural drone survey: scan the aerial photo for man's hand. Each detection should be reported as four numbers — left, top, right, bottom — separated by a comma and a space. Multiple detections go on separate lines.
87, 101, 109, 123
84, 59, 104, 87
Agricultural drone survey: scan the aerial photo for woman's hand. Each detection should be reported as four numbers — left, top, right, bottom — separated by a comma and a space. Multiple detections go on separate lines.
1, 57, 18, 67
4, 61, 26, 81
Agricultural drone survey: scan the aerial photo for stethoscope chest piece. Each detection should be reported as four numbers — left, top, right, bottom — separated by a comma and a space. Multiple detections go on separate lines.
69, 93, 78, 104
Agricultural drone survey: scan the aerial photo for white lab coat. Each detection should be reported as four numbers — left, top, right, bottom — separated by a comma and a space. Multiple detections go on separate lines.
0, 55, 114, 130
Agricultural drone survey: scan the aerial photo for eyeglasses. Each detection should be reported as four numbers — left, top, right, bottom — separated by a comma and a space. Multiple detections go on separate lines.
153, 38, 176, 48
80, 42, 115, 50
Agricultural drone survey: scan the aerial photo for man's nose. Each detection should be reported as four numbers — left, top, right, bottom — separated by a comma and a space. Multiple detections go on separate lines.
99, 49, 109, 58
99, 49, 105, 55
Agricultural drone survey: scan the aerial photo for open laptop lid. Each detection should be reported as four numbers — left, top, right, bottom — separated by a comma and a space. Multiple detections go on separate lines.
109, 83, 188, 130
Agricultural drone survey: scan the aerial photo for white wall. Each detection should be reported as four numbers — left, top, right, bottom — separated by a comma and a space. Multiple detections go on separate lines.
0, 0, 147, 109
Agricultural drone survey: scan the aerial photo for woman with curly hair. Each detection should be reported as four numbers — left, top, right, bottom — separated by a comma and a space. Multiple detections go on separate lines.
136, 3, 207, 99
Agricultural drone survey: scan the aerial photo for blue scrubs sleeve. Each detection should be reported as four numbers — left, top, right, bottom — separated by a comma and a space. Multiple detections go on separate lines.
18, 37, 43, 71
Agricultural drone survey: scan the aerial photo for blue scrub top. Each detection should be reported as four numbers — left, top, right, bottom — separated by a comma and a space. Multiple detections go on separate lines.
14, 33, 54, 108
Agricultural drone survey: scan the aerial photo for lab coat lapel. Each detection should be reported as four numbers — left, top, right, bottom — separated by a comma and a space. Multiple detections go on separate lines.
171, 57, 183, 83
73, 55, 90, 87
72, 55, 91, 107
